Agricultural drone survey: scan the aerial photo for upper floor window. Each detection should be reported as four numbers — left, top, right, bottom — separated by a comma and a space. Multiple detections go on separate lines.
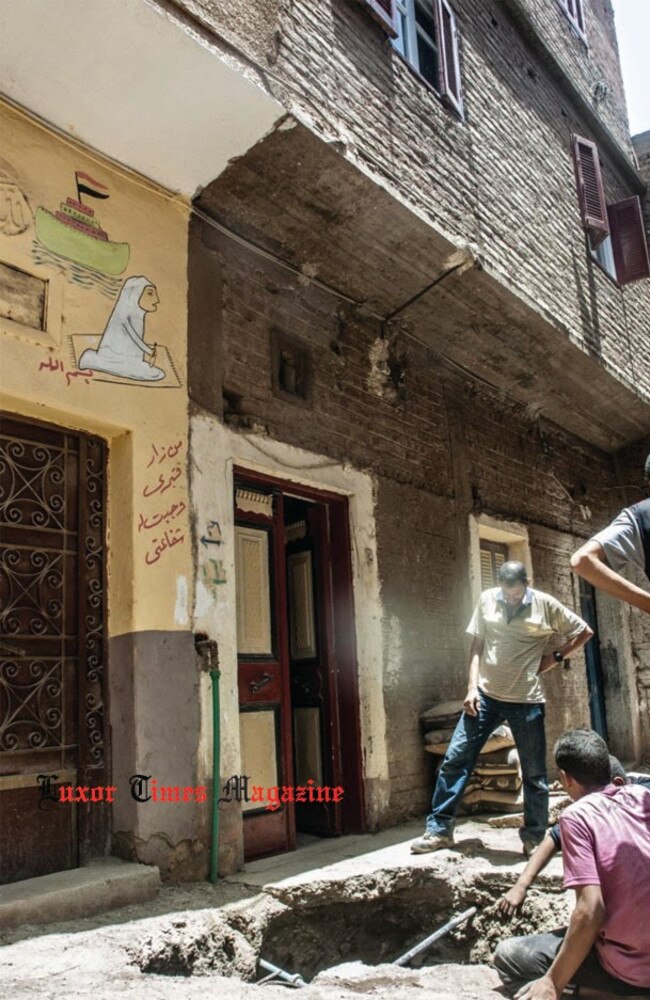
572, 134, 650, 285
393, 0, 440, 90
354, 0, 463, 116
558, 0, 586, 41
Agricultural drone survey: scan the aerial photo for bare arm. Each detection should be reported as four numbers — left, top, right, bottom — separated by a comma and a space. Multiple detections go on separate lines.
514, 884, 605, 1000
463, 636, 484, 717
538, 625, 593, 675
571, 540, 650, 615
498, 833, 559, 915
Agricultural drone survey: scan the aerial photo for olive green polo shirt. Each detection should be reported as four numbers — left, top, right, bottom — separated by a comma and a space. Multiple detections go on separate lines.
466, 587, 588, 703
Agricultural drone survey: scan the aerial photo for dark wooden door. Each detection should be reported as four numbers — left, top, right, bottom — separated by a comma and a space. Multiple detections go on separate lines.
287, 505, 341, 836
579, 578, 608, 741
0, 415, 107, 885
235, 486, 295, 859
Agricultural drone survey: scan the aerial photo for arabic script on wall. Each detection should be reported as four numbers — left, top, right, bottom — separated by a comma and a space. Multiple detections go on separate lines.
140, 439, 187, 566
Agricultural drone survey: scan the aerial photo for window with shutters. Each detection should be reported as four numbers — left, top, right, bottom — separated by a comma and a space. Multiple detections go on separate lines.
573, 134, 650, 286
557, 0, 586, 41
391, 0, 463, 116
469, 515, 532, 607
480, 540, 509, 590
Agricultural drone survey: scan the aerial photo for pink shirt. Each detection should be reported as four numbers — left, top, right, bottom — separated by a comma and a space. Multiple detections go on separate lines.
560, 783, 650, 987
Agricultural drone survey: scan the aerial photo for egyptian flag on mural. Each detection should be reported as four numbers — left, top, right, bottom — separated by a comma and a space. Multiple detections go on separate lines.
75, 171, 109, 203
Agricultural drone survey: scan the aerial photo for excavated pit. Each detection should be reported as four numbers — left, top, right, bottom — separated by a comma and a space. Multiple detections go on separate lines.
130, 861, 570, 986
259, 883, 471, 979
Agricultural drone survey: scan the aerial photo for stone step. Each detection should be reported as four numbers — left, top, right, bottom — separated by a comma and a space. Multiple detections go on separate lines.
0, 859, 160, 930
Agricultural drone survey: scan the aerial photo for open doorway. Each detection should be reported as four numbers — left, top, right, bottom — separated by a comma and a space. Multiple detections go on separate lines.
233, 469, 365, 860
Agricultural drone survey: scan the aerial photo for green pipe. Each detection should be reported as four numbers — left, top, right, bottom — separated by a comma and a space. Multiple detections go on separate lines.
210, 666, 221, 884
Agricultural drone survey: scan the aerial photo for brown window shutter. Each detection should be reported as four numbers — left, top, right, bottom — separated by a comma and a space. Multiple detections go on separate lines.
572, 135, 609, 245
435, 0, 463, 117
608, 196, 650, 285
354, 0, 397, 37
479, 540, 509, 589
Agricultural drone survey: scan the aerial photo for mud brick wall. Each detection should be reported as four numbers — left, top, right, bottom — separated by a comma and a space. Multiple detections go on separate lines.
213, 227, 632, 821
512, 0, 632, 151
181, 0, 650, 404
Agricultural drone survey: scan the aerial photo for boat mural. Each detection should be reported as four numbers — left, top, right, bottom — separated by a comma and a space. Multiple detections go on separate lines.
34, 171, 130, 276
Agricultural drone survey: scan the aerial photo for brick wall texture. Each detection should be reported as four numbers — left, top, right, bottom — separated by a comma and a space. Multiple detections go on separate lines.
183, 0, 650, 401
213, 226, 636, 821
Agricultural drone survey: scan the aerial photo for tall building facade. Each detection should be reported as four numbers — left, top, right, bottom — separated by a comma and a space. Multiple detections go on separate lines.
1, 0, 649, 880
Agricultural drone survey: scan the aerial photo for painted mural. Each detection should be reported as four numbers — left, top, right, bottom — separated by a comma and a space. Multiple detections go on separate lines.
35, 171, 130, 275
70, 276, 181, 387
1, 98, 191, 637
31, 171, 129, 298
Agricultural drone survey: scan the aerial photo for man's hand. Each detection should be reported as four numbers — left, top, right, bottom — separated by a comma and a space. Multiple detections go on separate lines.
498, 884, 527, 916
537, 653, 558, 676
514, 976, 559, 1000
463, 687, 480, 717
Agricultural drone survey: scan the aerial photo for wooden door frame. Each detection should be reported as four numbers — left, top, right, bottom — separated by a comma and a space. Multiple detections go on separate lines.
234, 466, 366, 835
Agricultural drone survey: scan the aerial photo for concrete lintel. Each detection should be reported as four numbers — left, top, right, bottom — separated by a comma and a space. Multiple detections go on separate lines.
0, 0, 284, 197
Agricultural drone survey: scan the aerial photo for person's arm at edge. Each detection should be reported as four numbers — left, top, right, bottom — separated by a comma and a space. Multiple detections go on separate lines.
463, 636, 483, 717
570, 540, 650, 615
514, 884, 605, 1000
498, 833, 559, 916
538, 625, 593, 675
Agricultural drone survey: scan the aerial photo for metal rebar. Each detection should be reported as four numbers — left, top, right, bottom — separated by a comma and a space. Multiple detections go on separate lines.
393, 906, 477, 967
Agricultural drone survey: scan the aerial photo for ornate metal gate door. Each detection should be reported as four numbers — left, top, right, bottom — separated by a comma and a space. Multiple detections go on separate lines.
0, 415, 107, 885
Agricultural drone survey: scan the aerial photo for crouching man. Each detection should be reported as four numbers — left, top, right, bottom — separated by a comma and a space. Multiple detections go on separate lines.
494, 729, 650, 999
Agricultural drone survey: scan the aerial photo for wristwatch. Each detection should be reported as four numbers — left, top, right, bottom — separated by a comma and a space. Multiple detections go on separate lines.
553, 650, 564, 663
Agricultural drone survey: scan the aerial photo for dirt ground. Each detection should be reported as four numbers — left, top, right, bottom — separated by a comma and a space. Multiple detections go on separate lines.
0, 819, 570, 1000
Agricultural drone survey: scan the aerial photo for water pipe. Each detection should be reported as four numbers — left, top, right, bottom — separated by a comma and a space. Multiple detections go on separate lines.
393, 906, 477, 966
210, 661, 221, 884
258, 958, 306, 988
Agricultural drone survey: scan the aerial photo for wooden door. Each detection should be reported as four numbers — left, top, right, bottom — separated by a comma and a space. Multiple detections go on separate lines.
0, 415, 107, 885
287, 504, 341, 836
235, 486, 295, 858
579, 579, 608, 741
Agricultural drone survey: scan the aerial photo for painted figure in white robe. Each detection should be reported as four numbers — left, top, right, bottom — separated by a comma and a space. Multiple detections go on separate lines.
79, 275, 165, 381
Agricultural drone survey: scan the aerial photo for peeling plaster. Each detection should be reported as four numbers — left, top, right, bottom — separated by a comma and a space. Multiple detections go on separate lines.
174, 575, 189, 625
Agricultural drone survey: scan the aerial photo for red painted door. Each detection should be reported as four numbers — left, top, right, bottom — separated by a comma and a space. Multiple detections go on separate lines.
235, 485, 295, 858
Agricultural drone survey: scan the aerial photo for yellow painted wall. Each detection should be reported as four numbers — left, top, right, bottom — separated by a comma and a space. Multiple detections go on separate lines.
0, 100, 191, 637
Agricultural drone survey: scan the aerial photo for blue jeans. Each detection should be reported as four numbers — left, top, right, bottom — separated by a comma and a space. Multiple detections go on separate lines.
426, 690, 548, 845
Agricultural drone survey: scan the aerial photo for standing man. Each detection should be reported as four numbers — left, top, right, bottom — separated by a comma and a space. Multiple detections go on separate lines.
494, 729, 650, 999
571, 453, 650, 613
411, 562, 593, 857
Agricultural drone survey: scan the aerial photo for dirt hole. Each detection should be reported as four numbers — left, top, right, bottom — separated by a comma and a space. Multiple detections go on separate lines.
260, 889, 472, 980
131, 871, 567, 984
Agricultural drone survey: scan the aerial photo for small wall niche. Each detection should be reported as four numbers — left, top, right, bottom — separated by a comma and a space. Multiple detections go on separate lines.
271, 329, 312, 405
